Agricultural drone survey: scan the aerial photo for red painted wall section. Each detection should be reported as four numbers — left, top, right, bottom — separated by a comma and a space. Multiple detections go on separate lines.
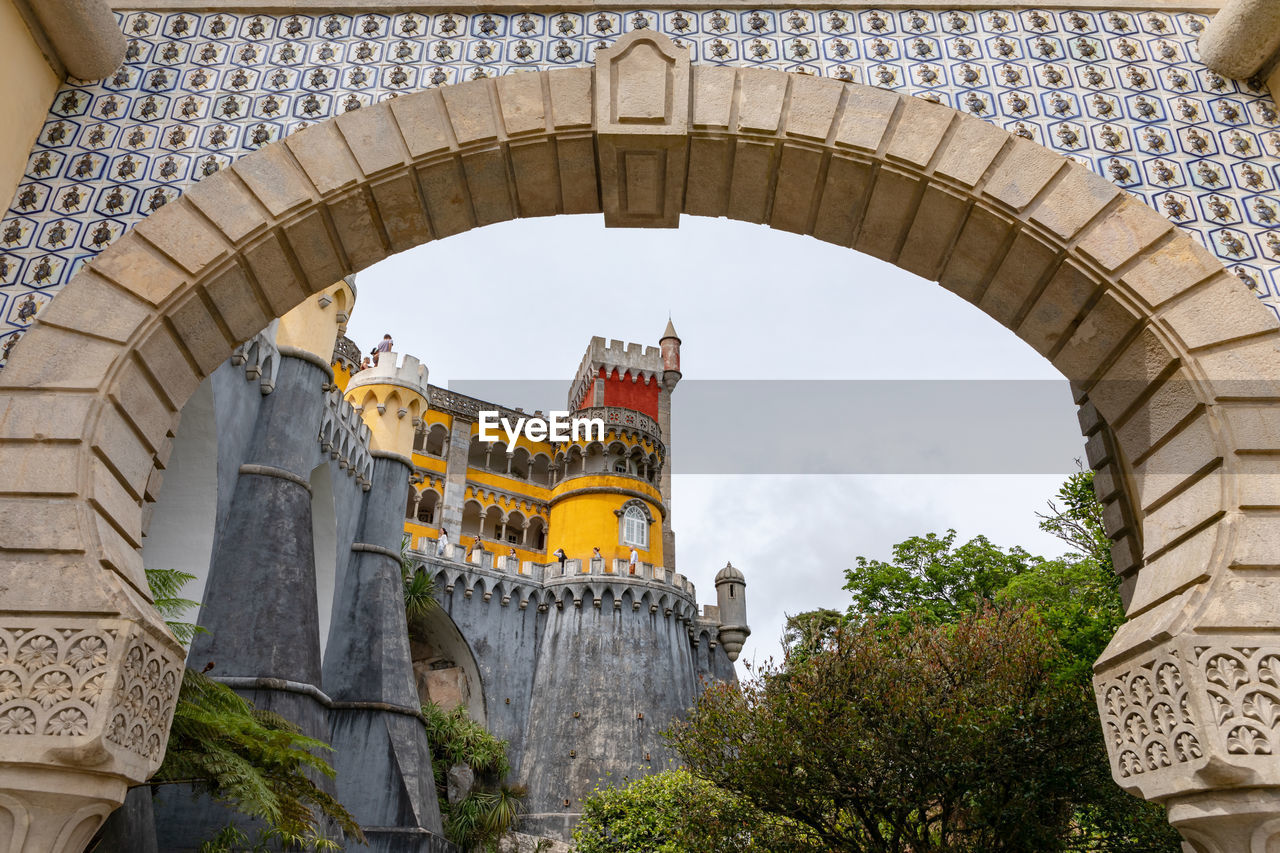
598, 368, 660, 419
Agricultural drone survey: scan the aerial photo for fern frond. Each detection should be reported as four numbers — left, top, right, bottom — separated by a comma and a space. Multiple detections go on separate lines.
155, 668, 363, 848
144, 567, 206, 648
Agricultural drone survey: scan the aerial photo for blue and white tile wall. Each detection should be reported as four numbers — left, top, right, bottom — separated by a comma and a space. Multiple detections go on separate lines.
2, 8, 1278, 363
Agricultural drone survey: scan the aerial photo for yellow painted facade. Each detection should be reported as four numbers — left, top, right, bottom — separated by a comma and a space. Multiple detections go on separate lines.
394, 407, 666, 565
547, 474, 663, 565
333, 360, 354, 393
333, 327, 672, 569
277, 280, 353, 358
0, 1, 59, 209
349, 384, 425, 457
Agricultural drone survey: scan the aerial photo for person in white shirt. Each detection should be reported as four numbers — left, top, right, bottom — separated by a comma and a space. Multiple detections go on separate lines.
436, 527, 449, 558
628, 548, 638, 574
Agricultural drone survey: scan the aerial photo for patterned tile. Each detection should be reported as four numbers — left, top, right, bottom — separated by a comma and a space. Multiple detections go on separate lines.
3, 7, 1277, 362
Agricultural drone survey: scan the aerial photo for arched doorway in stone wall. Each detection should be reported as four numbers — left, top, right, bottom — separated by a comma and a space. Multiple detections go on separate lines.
3, 31, 1280, 852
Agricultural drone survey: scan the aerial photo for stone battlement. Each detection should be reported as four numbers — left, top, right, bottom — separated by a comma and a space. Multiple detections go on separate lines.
569, 336, 665, 410
230, 327, 281, 395
347, 351, 430, 400
408, 547, 705, 620
320, 385, 373, 488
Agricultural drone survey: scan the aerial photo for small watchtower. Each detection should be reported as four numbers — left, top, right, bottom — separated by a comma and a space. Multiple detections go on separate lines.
715, 562, 750, 661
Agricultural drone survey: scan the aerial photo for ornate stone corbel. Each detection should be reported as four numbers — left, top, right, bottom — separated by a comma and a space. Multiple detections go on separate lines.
1095, 630, 1280, 848
0, 617, 183, 852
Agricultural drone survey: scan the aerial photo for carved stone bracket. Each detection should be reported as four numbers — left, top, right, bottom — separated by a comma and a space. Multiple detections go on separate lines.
1095, 632, 1280, 802
0, 617, 183, 852
594, 29, 690, 228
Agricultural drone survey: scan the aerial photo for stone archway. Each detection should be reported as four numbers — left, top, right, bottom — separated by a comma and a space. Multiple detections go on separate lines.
2, 29, 1280, 852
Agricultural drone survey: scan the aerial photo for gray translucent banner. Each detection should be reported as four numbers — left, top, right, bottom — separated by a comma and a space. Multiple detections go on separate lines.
448, 379, 1088, 475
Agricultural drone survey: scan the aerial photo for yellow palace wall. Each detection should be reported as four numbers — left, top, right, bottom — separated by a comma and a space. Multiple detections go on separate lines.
337, 358, 664, 566
547, 474, 663, 566
404, 412, 558, 563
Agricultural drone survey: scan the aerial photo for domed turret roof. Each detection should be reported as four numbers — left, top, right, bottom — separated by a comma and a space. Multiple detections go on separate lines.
716, 561, 744, 584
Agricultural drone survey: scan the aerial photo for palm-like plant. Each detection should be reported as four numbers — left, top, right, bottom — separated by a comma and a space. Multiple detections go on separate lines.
155, 669, 364, 849
145, 567, 205, 646
421, 702, 526, 851
401, 533, 440, 619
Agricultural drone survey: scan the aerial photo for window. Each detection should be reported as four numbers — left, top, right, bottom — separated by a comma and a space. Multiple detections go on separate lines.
613, 460, 629, 474
622, 505, 648, 549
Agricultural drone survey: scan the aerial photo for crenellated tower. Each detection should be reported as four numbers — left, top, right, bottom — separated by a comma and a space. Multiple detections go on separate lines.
345, 352, 430, 465
548, 335, 670, 568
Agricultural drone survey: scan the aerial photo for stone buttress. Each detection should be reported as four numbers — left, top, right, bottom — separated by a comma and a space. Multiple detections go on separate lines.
151, 283, 357, 848
324, 352, 450, 853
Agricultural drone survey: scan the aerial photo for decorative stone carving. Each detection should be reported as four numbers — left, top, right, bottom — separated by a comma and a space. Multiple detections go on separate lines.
1193, 643, 1280, 766
102, 634, 182, 766
1097, 634, 1280, 807
0, 617, 182, 853
594, 30, 690, 228
0, 620, 181, 768
1097, 645, 1202, 795
0, 625, 119, 741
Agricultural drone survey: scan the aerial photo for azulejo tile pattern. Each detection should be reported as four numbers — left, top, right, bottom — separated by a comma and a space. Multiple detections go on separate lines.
1, 8, 1277, 363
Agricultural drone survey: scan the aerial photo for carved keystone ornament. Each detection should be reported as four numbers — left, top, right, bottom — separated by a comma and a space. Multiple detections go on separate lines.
596, 30, 690, 228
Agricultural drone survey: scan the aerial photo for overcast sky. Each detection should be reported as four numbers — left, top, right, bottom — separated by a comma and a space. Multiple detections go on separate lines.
347, 214, 1086, 669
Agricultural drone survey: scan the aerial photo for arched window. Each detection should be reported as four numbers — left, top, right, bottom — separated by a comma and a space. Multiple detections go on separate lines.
622, 505, 648, 549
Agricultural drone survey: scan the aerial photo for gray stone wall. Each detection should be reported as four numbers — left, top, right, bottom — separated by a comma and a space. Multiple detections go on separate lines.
415, 552, 741, 838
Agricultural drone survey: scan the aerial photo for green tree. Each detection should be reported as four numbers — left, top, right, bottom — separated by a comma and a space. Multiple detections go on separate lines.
669, 607, 1096, 853
836, 470, 1181, 852
420, 702, 525, 851
144, 567, 205, 647
1025, 470, 1180, 852
842, 530, 1038, 626
572, 768, 818, 853
780, 607, 843, 662
997, 553, 1123, 683
1037, 468, 1112, 565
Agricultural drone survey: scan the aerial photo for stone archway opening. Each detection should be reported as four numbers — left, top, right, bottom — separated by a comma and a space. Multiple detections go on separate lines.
3, 28, 1280, 852
408, 601, 486, 726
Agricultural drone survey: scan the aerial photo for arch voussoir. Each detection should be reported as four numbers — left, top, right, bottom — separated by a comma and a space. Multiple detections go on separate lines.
2, 30, 1280, 850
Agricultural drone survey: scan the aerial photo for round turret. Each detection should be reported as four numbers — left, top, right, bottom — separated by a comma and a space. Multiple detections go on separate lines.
659, 318, 681, 392
714, 561, 750, 662
345, 352, 429, 459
